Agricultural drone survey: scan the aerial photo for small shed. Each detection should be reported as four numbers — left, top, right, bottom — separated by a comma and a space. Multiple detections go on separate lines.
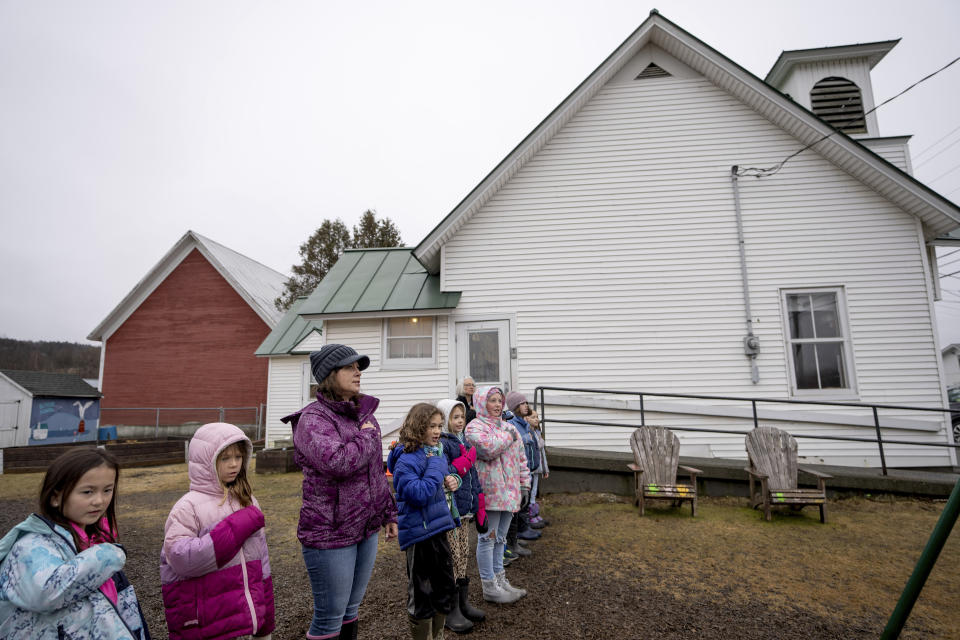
0, 370, 102, 447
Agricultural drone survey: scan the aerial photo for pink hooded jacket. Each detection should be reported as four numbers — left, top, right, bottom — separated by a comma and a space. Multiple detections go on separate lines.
160, 423, 275, 640
465, 386, 531, 512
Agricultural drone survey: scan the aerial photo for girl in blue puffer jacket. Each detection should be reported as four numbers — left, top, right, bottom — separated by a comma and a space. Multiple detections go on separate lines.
387, 403, 460, 639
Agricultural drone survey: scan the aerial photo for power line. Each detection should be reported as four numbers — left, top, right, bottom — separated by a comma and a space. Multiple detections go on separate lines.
927, 160, 960, 185
914, 124, 960, 159
737, 54, 960, 178
915, 136, 960, 169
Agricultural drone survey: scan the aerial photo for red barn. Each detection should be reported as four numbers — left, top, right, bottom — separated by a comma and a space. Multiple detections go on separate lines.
88, 231, 287, 430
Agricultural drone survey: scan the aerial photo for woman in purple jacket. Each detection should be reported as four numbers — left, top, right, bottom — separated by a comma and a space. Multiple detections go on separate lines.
282, 344, 399, 640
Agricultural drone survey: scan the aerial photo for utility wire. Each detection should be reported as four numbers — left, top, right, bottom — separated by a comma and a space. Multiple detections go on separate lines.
913, 124, 960, 160
927, 160, 960, 185
915, 136, 960, 169
737, 54, 960, 178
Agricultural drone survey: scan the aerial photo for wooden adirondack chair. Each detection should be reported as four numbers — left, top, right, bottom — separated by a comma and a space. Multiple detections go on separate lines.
627, 426, 702, 516
744, 426, 831, 523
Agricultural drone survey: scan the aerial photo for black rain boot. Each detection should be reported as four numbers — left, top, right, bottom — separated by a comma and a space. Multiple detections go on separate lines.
339, 618, 358, 640
409, 615, 432, 640
443, 594, 473, 634
458, 578, 486, 622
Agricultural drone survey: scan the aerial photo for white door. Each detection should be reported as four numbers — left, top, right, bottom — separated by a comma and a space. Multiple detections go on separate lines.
456, 320, 511, 393
0, 400, 24, 448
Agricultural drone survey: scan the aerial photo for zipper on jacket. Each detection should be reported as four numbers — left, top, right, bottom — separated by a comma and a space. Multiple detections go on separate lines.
239, 547, 259, 633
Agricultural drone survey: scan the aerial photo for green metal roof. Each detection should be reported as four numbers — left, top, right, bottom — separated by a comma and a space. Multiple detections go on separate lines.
254, 297, 324, 356
297, 248, 460, 316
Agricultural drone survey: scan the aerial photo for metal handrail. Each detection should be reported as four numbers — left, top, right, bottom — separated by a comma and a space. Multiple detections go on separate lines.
533, 386, 959, 476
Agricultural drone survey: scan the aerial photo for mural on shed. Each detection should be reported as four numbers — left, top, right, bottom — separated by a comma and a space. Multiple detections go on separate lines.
29, 397, 100, 444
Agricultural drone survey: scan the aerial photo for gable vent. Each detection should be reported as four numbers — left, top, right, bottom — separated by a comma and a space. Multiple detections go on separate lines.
810, 76, 867, 134
635, 63, 671, 80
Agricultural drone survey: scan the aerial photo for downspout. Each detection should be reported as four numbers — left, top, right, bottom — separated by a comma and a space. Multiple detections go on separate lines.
730, 166, 760, 384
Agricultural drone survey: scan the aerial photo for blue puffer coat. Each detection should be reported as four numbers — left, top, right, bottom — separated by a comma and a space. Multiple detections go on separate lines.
440, 432, 482, 518
505, 410, 540, 473
387, 446, 457, 551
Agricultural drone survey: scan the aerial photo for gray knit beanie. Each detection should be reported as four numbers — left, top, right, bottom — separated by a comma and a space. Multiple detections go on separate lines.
309, 344, 370, 384
505, 391, 528, 412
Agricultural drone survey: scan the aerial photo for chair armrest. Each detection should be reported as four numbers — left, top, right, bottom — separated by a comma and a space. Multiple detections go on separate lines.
744, 467, 768, 479
798, 465, 833, 479
627, 463, 643, 474
678, 465, 703, 475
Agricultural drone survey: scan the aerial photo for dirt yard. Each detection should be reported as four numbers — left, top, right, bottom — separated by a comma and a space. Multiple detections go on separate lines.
1, 463, 957, 639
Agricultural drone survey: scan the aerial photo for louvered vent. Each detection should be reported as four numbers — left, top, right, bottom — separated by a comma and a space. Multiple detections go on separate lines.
635, 63, 671, 80
810, 76, 867, 133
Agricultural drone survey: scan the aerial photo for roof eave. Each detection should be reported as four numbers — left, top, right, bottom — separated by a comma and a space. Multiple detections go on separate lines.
764, 39, 900, 87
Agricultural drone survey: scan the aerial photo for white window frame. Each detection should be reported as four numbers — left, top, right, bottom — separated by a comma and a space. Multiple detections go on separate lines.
381, 316, 437, 369
779, 287, 858, 399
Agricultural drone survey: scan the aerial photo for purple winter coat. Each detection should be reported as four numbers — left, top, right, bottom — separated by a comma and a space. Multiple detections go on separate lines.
283, 393, 397, 549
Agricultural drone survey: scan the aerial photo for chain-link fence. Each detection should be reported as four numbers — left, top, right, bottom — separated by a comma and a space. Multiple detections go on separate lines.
99, 405, 265, 440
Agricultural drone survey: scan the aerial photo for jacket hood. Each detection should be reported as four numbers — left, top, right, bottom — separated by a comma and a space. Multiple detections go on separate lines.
387, 444, 404, 475
436, 399, 466, 433
188, 422, 252, 496
473, 386, 504, 422
0, 514, 68, 564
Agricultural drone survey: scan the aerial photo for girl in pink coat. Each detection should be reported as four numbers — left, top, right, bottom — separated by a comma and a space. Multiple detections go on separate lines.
464, 386, 530, 605
160, 422, 275, 640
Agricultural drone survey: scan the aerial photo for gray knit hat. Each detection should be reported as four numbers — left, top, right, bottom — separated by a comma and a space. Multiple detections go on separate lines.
310, 344, 370, 384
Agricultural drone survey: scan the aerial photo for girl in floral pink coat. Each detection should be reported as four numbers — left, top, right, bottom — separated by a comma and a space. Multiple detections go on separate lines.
464, 386, 530, 604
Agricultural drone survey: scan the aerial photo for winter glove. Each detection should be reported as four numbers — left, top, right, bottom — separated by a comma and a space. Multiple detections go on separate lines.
210, 504, 265, 567
450, 444, 476, 477
520, 488, 530, 511
475, 493, 488, 534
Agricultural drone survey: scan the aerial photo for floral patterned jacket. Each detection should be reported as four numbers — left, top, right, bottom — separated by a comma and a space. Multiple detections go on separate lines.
465, 386, 531, 512
0, 513, 149, 640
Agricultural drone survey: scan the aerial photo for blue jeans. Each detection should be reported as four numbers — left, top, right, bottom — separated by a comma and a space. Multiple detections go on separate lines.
475, 510, 512, 581
301, 532, 379, 638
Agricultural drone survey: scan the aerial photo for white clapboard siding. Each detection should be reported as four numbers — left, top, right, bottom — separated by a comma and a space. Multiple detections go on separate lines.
264, 355, 308, 447
324, 317, 452, 459
859, 138, 912, 174
294, 330, 325, 352
442, 48, 950, 467
535, 395, 950, 468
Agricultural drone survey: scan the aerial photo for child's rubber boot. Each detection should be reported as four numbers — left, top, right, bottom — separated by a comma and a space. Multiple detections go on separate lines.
518, 528, 541, 540
502, 547, 519, 565
409, 615, 432, 640
432, 613, 446, 639
508, 543, 531, 557
481, 577, 520, 604
443, 595, 473, 634
495, 571, 527, 599
458, 578, 486, 622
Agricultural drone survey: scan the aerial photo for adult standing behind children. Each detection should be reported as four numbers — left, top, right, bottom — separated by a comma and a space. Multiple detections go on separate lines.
455, 377, 477, 424
282, 344, 399, 640
465, 386, 530, 604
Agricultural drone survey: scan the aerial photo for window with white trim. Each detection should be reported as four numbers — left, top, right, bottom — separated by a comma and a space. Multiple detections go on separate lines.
782, 289, 855, 395
383, 317, 435, 367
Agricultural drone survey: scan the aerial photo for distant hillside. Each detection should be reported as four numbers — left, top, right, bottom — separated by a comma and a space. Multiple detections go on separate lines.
0, 337, 100, 378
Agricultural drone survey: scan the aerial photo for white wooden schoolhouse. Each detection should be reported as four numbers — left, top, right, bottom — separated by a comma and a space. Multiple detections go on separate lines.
258, 12, 960, 468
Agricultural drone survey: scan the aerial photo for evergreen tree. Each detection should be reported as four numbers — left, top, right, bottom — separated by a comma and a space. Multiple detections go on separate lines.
275, 210, 403, 311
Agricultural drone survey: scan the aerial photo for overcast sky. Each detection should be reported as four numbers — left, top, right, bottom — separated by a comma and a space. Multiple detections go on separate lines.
2, 0, 959, 349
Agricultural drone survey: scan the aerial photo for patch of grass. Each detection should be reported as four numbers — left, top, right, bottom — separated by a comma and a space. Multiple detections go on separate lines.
551, 493, 960, 639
